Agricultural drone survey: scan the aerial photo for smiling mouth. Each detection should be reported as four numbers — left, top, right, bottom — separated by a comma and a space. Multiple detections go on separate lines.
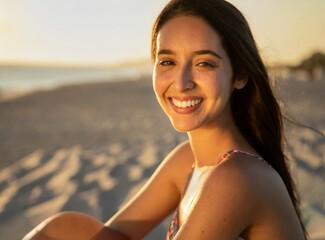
171, 98, 202, 109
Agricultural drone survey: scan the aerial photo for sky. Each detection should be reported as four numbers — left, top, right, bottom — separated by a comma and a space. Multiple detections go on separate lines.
0, 0, 324, 66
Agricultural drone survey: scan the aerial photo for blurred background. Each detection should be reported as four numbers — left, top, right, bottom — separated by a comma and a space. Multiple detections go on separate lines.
1, 0, 325, 94
0, 0, 324, 239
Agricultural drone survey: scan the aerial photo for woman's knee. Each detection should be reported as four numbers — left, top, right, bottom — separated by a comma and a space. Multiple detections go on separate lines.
53, 211, 103, 229
45, 211, 103, 232
24, 211, 103, 240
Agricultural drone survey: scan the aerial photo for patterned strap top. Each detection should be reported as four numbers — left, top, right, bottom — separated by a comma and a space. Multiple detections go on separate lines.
166, 149, 266, 240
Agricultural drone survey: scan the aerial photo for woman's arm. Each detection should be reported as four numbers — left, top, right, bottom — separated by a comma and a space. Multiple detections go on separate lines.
102, 141, 194, 240
89, 226, 132, 240
23, 211, 132, 240
23, 141, 193, 240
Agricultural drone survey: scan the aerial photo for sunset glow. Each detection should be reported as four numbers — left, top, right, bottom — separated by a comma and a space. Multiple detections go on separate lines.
0, 0, 324, 66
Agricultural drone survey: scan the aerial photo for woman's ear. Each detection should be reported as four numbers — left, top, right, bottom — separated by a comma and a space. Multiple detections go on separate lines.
233, 76, 248, 90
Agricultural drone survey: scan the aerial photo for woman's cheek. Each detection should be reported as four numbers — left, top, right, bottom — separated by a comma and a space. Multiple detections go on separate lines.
153, 71, 168, 96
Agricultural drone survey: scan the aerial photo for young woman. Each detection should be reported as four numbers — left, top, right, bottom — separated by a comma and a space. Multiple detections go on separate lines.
23, 0, 308, 239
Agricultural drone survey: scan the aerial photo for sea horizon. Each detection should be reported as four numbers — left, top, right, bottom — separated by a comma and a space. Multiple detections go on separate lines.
0, 60, 152, 100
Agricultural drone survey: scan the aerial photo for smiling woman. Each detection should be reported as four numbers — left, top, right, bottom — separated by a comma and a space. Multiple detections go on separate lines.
23, 1, 308, 240
152, 15, 245, 132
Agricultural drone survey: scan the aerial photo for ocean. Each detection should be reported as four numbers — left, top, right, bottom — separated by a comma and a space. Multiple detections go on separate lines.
0, 63, 152, 97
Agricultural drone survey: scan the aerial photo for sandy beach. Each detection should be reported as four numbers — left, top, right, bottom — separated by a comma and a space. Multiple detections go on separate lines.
0, 77, 324, 239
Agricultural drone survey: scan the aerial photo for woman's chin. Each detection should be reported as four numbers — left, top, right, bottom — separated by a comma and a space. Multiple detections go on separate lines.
170, 120, 197, 133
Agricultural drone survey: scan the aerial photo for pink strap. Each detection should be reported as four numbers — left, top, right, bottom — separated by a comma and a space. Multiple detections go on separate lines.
217, 149, 265, 165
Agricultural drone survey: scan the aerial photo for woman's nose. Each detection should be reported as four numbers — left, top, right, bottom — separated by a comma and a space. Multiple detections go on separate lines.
173, 63, 195, 91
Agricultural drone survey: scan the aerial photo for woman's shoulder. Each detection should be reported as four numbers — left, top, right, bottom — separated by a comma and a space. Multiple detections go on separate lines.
178, 153, 304, 238
199, 153, 296, 228
163, 140, 194, 168
161, 141, 195, 194
205, 153, 285, 201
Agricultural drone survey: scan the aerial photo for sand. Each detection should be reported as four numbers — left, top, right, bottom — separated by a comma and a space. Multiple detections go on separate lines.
0, 77, 324, 239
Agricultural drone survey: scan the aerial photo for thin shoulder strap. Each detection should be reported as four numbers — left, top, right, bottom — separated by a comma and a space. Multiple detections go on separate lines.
217, 149, 268, 165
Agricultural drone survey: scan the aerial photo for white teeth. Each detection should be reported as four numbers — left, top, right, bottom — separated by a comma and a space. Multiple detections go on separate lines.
172, 98, 202, 108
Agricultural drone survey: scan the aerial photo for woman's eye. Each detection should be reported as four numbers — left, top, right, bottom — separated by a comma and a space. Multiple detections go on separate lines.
197, 62, 216, 68
158, 60, 175, 66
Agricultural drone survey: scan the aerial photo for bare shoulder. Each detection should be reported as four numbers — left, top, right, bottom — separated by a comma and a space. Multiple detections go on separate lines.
164, 140, 192, 160
199, 154, 277, 221
192, 154, 304, 239
161, 141, 194, 194
176, 154, 304, 239
175, 154, 269, 238
204, 154, 292, 212
209, 154, 283, 195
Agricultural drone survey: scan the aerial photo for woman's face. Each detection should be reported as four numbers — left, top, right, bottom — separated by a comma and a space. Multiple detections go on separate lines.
153, 15, 245, 132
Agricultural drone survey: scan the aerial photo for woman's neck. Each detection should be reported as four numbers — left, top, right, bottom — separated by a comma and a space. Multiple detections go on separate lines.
187, 124, 253, 168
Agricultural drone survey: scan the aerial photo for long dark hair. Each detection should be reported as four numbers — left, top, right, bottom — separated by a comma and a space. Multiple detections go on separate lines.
151, 0, 307, 238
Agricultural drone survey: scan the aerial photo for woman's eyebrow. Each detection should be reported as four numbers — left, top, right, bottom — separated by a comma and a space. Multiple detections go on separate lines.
157, 49, 223, 59
157, 49, 175, 55
194, 50, 223, 59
